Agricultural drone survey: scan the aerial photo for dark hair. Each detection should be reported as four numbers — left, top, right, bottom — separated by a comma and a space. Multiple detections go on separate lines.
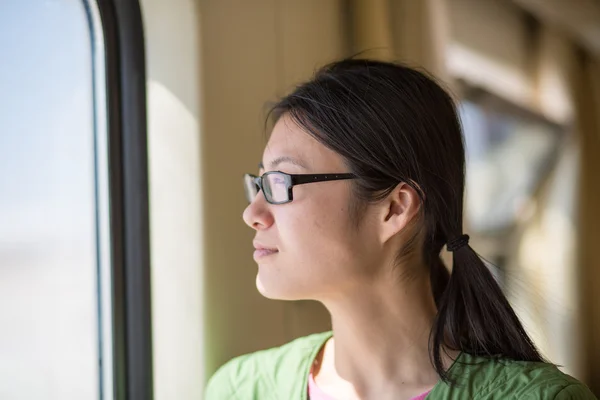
267, 58, 545, 382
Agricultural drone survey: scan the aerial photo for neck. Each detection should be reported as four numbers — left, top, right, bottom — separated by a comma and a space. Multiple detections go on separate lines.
315, 265, 453, 399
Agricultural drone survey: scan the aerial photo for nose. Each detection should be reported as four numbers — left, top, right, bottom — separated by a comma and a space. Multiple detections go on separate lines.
242, 194, 275, 230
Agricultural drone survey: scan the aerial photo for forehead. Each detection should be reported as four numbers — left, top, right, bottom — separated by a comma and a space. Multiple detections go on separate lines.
263, 114, 345, 172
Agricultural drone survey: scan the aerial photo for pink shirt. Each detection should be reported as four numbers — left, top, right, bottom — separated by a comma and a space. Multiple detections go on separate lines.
308, 372, 432, 400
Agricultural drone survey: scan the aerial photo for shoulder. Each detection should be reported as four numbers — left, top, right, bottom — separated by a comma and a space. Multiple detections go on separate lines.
434, 352, 596, 399
204, 331, 332, 400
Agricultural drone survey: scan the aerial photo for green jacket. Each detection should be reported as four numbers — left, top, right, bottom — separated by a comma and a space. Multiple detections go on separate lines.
205, 331, 596, 399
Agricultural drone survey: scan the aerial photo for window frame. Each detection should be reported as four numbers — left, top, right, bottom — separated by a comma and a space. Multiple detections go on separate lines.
95, 1, 153, 399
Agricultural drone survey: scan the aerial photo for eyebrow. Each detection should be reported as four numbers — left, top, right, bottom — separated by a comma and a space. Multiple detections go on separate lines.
258, 156, 309, 170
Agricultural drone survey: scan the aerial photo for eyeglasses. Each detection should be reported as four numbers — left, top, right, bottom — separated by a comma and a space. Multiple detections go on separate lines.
243, 171, 356, 205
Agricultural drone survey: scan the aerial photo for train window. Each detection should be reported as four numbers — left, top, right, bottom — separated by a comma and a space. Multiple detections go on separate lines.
0, 1, 112, 398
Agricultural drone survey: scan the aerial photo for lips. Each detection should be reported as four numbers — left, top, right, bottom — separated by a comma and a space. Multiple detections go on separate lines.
253, 240, 279, 260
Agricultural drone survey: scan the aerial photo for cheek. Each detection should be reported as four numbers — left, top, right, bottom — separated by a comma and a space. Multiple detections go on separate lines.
258, 189, 382, 300
278, 193, 362, 273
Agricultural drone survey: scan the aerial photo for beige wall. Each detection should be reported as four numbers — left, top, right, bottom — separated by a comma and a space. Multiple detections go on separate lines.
141, 0, 205, 398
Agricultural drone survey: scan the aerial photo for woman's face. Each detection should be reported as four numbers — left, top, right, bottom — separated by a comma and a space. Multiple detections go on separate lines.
243, 114, 384, 301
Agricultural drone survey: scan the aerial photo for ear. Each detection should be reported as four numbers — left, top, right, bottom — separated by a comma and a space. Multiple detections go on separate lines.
378, 182, 422, 244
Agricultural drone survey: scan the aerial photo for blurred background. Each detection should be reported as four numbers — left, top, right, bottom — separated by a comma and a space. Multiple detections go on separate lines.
1, 0, 599, 398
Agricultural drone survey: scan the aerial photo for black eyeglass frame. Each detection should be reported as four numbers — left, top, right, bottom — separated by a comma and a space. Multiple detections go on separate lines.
244, 171, 356, 205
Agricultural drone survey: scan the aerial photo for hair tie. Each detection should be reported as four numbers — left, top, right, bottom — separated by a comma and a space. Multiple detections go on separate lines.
447, 234, 470, 252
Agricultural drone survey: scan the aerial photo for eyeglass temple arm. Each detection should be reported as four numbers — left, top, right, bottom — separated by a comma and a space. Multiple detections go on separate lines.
291, 173, 356, 185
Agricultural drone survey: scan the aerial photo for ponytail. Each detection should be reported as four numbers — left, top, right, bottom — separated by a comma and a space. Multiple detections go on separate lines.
430, 234, 545, 382
429, 252, 450, 307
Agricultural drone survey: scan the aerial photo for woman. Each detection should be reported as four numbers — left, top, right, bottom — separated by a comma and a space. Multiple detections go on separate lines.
205, 59, 595, 399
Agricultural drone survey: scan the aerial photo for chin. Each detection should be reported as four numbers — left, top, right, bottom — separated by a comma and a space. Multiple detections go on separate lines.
255, 273, 310, 301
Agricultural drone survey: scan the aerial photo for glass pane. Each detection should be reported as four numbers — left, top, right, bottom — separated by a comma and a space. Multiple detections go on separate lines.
0, 1, 108, 398
244, 175, 258, 203
265, 173, 289, 203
